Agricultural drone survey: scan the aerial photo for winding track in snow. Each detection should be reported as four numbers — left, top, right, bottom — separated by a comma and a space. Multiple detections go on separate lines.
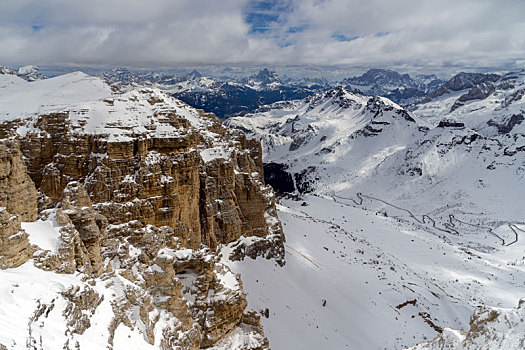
287, 200, 462, 303
331, 193, 521, 246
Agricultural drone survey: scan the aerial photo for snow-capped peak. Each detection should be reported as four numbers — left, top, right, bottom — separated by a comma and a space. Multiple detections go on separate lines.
243, 68, 283, 90
0, 71, 112, 121
17, 65, 45, 81
185, 69, 203, 80
226, 87, 423, 194
252, 68, 281, 85
225, 68, 525, 350
0, 65, 16, 75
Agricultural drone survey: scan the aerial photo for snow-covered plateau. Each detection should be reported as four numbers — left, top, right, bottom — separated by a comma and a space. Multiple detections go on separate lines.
0, 71, 284, 349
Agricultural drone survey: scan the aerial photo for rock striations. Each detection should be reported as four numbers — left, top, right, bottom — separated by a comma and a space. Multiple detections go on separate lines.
0, 72, 283, 349
0, 140, 36, 269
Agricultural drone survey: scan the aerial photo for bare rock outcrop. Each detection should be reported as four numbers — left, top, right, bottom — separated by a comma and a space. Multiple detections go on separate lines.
33, 207, 94, 274
0, 208, 33, 269
0, 81, 281, 349
2, 89, 284, 260
407, 298, 525, 350
172, 250, 248, 347
61, 181, 106, 276
0, 139, 38, 221
0, 140, 36, 268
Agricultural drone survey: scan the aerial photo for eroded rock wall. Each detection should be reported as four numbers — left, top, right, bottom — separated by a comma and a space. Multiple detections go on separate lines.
0, 139, 38, 221
7, 110, 282, 255
0, 139, 37, 268
0, 209, 33, 269
0, 88, 279, 349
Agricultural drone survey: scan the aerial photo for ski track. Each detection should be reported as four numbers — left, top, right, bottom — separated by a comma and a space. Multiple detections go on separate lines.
331, 192, 522, 246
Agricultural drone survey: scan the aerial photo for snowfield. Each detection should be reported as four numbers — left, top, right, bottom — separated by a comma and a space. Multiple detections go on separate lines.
225, 73, 525, 349
225, 196, 525, 349
0, 72, 112, 121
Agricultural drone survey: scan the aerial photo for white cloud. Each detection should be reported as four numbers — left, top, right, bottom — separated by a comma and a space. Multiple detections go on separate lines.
0, 0, 523, 71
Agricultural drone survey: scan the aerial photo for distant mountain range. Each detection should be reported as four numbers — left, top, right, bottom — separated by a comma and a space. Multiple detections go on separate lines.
100, 67, 327, 118
225, 69, 525, 347
341, 68, 443, 105
98, 67, 446, 117
0, 65, 45, 81
227, 68, 525, 199
3, 64, 516, 124
1, 63, 524, 349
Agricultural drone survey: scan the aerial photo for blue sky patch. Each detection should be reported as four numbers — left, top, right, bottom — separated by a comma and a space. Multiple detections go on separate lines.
244, 0, 293, 34
286, 25, 308, 34
32, 24, 44, 32
332, 33, 360, 42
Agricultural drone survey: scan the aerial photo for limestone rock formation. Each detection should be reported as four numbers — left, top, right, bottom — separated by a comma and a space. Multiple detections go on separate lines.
33, 207, 94, 274
0, 139, 37, 268
1, 88, 284, 259
61, 181, 107, 275
0, 139, 38, 221
0, 208, 33, 269
174, 250, 248, 347
0, 74, 281, 349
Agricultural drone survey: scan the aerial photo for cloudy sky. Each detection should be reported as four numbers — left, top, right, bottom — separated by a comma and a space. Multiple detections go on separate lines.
1, 0, 524, 72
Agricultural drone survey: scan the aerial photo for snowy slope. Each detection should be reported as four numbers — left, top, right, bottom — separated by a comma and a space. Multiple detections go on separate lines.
0, 72, 26, 90
225, 80, 525, 349
0, 72, 112, 121
0, 212, 189, 350
407, 299, 525, 349
0, 240, 257, 350
411, 70, 525, 136
226, 84, 524, 225
224, 196, 525, 349
226, 86, 428, 192
0, 72, 238, 161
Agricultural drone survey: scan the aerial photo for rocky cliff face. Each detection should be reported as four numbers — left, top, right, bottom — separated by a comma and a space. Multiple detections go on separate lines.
0, 139, 38, 222
424, 72, 500, 101
2, 85, 283, 258
0, 72, 283, 349
0, 140, 37, 269
0, 208, 32, 269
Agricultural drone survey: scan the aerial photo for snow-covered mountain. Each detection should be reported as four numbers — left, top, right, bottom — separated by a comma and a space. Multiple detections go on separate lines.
226, 80, 525, 348
412, 70, 525, 136
100, 68, 324, 118
1, 66, 523, 349
16, 65, 45, 81
408, 299, 525, 349
227, 77, 525, 220
0, 71, 284, 349
422, 72, 500, 102
0, 65, 45, 82
0, 65, 16, 75
226, 86, 427, 193
226, 80, 525, 224
340, 68, 443, 105
237, 68, 282, 90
